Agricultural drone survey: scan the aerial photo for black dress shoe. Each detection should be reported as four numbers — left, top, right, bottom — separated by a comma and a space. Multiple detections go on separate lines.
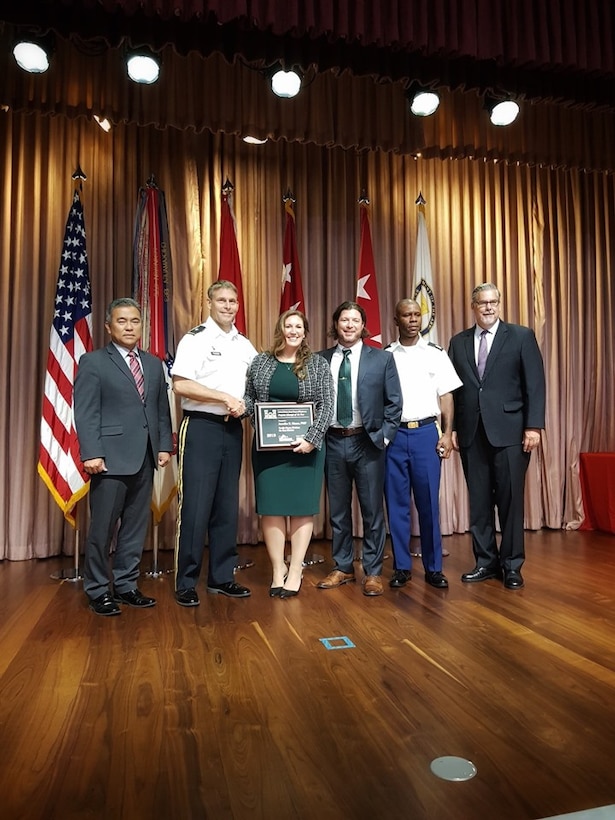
389, 569, 412, 588
425, 571, 449, 589
269, 586, 284, 597
461, 566, 503, 583
504, 570, 524, 589
207, 581, 251, 598
113, 588, 156, 608
175, 587, 199, 607
89, 592, 121, 616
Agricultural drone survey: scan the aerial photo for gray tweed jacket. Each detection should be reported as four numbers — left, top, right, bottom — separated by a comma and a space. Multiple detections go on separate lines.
244, 352, 334, 449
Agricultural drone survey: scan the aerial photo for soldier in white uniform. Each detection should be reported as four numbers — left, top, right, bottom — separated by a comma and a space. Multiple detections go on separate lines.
172, 280, 257, 606
384, 299, 462, 589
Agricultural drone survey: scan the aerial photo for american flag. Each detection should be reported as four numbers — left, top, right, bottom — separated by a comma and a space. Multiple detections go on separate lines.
38, 189, 93, 526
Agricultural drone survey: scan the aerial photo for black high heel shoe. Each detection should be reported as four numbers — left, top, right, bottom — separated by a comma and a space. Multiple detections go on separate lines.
270, 573, 288, 597
279, 578, 303, 599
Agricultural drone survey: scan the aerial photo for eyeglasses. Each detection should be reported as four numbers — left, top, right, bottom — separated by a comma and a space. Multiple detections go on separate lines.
474, 300, 500, 309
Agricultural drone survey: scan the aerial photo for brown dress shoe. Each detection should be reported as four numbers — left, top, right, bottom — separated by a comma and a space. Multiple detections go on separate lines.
363, 575, 384, 596
317, 570, 356, 589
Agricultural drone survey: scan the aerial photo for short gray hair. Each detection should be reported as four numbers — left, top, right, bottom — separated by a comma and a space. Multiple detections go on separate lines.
471, 283, 501, 304
105, 297, 141, 323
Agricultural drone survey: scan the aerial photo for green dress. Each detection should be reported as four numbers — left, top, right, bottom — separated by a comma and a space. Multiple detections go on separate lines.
252, 362, 326, 516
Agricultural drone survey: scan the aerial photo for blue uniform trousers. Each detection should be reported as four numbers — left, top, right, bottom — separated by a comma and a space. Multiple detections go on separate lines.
384, 423, 443, 573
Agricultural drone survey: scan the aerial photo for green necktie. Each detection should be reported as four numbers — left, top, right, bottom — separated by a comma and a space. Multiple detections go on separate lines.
337, 349, 353, 427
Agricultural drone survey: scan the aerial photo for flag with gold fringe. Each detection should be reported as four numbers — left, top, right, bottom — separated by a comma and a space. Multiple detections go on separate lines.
133, 177, 177, 524
413, 193, 438, 342
38, 188, 93, 526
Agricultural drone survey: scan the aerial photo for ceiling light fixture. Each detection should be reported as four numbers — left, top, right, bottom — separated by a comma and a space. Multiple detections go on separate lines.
94, 115, 112, 132
243, 135, 268, 145
269, 65, 302, 98
12, 33, 53, 73
484, 95, 520, 126
405, 82, 440, 117
126, 49, 161, 84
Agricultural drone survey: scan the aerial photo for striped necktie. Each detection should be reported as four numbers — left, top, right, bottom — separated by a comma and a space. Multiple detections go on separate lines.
128, 350, 145, 400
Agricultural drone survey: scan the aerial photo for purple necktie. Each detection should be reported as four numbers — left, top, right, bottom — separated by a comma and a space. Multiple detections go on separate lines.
128, 350, 145, 400
477, 330, 488, 379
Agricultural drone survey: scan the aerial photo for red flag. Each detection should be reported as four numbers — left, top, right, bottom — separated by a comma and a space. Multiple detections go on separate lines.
133, 179, 178, 523
218, 181, 247, 334
355, 198, 382, 347
280, 194, 306, 314
38, 189, 93, 525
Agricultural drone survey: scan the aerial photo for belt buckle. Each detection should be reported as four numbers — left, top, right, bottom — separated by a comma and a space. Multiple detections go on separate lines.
406, 421, 419, 429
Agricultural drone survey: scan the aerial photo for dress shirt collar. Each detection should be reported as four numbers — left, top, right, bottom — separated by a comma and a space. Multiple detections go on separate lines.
388, 336, 428, 353
336, 339, 363, 355
112, 342, 140, 360
475, 319, 500, 339
205, 316, 240, 340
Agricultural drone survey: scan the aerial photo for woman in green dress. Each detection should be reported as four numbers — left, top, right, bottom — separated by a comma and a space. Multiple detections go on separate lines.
244, 310, 334, 597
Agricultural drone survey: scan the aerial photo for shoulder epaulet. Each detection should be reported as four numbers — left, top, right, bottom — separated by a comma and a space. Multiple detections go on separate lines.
428, 341, 444, 351
384, 342, 394, 350
189, 324, 206, 335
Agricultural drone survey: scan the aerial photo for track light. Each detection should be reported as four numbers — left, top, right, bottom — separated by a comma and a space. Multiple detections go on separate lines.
269, 64, 302, 98
405, 82, 440, 117
94, 115, 112, 132
12, 33, 53, 73
126, 49, 161, 84
484, 95, 520, 126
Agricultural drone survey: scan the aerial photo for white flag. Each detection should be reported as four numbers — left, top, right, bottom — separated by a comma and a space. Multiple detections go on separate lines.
413, 196, 437, 343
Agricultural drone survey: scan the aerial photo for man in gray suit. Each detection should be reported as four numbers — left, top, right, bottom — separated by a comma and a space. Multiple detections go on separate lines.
448, 283, 545, 589
318, 301, 402, 597
74, 298, 173, 616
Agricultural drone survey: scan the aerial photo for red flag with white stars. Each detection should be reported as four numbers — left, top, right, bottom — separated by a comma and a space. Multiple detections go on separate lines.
218, 182, 247, 335
356, 199, 382, 347
280, 195, 306, 315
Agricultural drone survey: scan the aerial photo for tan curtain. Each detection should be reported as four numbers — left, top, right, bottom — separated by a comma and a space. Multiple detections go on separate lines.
1, 107, 614, 558
3, 31, 614, 173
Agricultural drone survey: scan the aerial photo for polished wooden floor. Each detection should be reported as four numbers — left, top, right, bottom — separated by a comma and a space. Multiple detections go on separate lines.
1, 529, 615, 820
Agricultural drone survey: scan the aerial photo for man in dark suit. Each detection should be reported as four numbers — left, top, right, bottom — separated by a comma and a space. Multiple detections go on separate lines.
448, 283, 545, 589
74, 297, 173, 616
318, 301, 402, 596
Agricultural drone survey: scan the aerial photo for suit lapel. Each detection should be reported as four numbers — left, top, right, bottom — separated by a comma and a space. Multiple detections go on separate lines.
357, 343, 370, 384
107, 343, 145, 397
463, 330, 479, 383
483, 322, 508, 377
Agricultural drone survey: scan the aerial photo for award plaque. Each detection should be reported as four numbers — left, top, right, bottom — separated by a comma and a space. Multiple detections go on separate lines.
255, 402, 314, 450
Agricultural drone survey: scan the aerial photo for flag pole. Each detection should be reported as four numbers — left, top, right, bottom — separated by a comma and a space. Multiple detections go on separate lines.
41, 165, 92, 582
144, 519, 166, 578
50, 501, 84, 581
